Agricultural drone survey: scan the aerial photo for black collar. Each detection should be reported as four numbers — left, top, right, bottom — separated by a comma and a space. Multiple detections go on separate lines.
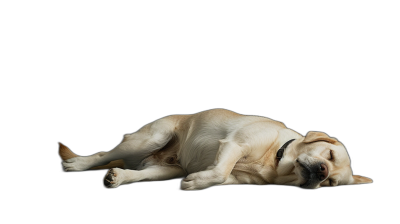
276, 139, 295, 162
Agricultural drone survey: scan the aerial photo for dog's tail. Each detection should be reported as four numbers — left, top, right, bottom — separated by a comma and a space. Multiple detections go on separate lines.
58, 142, 124, 170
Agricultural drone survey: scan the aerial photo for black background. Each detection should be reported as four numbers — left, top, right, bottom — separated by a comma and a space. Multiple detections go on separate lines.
28, 4, 387, 222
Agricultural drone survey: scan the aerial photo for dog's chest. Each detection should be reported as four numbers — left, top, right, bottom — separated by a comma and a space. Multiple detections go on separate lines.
231, 162, 275, 184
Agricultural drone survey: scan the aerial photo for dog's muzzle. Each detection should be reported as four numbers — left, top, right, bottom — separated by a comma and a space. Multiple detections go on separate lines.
297, 159, 329, 189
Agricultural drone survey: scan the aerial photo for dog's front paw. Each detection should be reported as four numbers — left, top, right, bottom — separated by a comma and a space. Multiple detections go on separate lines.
104, 168, 124, 188
181, 174, 198, 190
181, 171, 223, 190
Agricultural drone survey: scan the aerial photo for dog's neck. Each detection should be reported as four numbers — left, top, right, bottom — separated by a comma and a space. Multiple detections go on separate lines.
273, 128, 302, 165
276, 139, 295, 163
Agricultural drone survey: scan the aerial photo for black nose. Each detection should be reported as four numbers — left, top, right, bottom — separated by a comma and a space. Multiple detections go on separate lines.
317, 163, 329, 180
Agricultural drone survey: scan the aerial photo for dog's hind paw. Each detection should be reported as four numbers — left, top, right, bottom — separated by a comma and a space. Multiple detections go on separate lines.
62, 157, 91, 171
104, 168, 123, 188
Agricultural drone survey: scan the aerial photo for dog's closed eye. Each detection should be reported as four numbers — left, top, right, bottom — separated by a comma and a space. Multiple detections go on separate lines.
329, 150, 334, 161
324, 150, 334, 161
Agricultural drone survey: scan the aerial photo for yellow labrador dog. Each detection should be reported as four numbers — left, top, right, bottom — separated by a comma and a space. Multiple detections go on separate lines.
59, 109, 372, 189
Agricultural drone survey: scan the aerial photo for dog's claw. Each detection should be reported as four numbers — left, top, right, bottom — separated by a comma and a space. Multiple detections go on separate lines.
104, 168, 121, 188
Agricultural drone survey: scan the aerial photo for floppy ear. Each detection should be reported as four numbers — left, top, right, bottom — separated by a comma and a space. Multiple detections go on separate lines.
351, 175, 373, 185
303, 131, 338, 144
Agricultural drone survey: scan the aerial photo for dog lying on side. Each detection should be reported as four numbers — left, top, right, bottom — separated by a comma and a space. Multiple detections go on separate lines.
60, 109, 372, 189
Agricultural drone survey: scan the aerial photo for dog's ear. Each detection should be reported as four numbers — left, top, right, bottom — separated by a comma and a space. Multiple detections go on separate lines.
351, 175, 373, 185
303, 131, 338, 144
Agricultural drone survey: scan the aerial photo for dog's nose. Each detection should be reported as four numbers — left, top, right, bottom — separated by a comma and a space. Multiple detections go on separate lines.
317, 163, 329, 180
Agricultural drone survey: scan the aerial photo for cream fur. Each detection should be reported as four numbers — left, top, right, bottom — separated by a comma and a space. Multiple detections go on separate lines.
60, 109, 372, 190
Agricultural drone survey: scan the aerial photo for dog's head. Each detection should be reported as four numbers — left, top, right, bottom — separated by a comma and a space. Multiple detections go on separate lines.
276, 131, 372, 189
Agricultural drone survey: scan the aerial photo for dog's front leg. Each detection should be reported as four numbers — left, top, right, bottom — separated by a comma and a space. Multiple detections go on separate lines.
181, 140, 247, 190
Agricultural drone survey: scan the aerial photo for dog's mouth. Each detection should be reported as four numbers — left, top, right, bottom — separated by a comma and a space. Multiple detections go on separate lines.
297, 160, 322, 189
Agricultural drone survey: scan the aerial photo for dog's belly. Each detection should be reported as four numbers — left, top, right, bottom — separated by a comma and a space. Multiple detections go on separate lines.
178, 128, 225, 174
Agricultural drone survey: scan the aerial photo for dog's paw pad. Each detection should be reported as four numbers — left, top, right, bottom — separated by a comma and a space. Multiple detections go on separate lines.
104, 168, 121, 188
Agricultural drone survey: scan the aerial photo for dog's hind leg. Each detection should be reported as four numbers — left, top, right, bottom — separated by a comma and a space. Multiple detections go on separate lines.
61, 116, 180, 171
103, 165, 185, 188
